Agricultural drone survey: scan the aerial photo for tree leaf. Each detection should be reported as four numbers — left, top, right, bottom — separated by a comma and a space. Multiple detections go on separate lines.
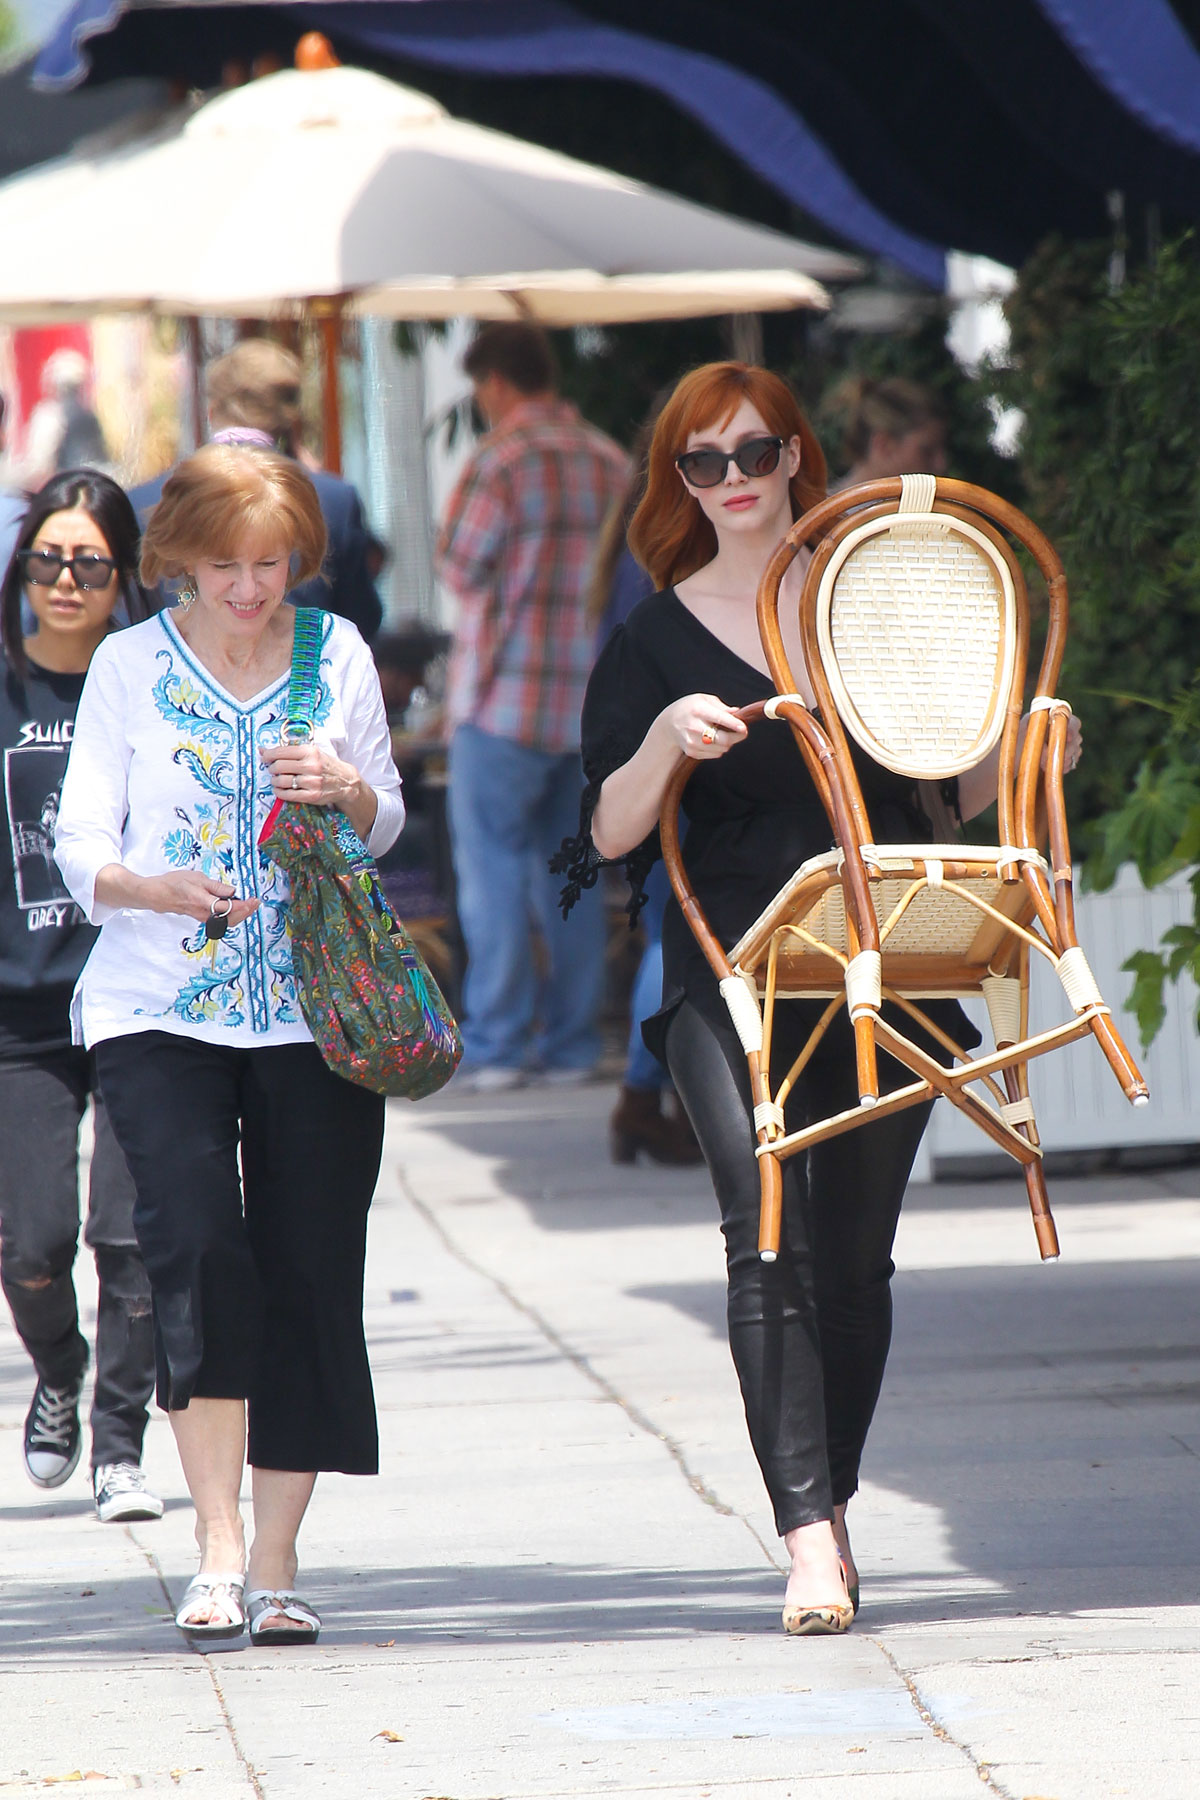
1121, 950, 1169, 1048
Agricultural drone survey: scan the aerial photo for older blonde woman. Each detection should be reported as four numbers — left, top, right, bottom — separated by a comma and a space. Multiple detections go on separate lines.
55, 445, 404, 1645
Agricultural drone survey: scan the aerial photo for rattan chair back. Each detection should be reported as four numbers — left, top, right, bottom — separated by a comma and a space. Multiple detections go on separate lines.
814, 478, 1018, 779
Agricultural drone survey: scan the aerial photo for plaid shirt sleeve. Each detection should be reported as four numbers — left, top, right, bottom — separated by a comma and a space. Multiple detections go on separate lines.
436, 455, 508, 605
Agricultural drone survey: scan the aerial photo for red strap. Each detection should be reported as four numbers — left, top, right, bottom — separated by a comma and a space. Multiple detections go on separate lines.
257, 798, 285, 847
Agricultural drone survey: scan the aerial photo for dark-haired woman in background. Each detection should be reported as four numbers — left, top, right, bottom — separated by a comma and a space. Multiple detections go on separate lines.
0, 470, 160, 1523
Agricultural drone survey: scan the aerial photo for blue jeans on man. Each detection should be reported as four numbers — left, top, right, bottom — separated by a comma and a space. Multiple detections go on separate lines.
448, 723, 605, 1074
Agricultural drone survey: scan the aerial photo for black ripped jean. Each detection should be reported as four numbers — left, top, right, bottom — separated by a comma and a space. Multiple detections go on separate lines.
0, 1049, 155, 1470
665, 998, 934, 1536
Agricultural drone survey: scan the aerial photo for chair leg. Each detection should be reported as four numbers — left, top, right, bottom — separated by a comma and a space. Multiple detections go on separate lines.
999, 1062, 1059, 1260
1023, 1158, 1060, 1261
757, 1150, 783, 1263
853, 1015, 879, 1107
1089, 1012, 1150, 1105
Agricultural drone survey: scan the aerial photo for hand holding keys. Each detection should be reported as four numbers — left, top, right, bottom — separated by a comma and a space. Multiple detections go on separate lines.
205, 895, 234, 943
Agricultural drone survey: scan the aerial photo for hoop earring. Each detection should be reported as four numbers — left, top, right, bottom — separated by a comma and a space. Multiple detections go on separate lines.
176, 579, 197, 613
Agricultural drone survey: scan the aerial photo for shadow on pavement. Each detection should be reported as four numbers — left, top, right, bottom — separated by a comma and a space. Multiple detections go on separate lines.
0, 1496, 191, 1523
416, 1087, 1200, 1237
0, 1561, 784, 1660
406, 1088, 715, 1235
634, 1257, 1200, 1627
409, 1091, 1200, 1630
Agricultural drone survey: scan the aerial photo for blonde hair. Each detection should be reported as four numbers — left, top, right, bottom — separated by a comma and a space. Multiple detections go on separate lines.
205, 338, 303, 441
827, 375, 945, 464
140, 445, 326, 589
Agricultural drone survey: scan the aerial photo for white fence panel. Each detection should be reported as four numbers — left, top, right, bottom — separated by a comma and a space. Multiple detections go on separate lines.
917, 866, 1199, 1177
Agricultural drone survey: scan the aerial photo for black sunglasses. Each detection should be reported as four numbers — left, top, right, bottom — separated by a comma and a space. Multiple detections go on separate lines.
675, 434, 785, 489
18, 549, 118, 591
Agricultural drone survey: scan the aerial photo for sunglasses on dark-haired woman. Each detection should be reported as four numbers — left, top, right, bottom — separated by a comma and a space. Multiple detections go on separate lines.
675, 435, 784, 489
18, 549, 118, 591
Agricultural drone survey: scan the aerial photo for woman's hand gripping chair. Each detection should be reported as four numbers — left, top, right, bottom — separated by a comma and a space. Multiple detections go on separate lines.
659, 475, 1149, 1262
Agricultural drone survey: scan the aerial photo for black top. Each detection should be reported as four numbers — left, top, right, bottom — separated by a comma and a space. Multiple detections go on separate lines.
0, 653, 94, 1058
558, 587, 969, 1054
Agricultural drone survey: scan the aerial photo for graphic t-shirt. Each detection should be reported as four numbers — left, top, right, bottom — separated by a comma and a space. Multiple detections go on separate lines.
0, 654, 92, 1058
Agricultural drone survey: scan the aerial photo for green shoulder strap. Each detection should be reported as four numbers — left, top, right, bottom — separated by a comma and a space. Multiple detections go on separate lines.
285, 607, 325, 743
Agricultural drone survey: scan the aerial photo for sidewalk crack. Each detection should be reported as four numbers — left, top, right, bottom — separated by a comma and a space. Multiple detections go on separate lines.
195, 1660, 265, 1800
873, 1636, 1018, 1797
404, 1180, 737, 1524
126, 1529, 265, 1798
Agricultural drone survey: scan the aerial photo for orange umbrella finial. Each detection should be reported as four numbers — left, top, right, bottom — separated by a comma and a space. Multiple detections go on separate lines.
295, 33, 340, 71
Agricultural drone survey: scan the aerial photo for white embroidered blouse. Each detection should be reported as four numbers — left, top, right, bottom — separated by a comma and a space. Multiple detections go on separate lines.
54, 608, 405, 1051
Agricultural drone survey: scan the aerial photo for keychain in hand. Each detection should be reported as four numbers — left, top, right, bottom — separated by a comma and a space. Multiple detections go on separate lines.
206, 895, 233, 943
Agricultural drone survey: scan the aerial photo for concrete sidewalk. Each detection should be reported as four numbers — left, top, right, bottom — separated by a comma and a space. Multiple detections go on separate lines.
1, 1080, 1198, 1798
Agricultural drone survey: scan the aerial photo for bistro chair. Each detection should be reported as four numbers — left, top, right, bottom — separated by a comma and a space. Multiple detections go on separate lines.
659, 475, 1149, 1263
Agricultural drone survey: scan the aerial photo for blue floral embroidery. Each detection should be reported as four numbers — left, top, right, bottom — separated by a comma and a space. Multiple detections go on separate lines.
311, 673, 335, 730
144, 635, 304, 1033
260, 893, 300, 1024
172, 743, 235, 798
168, 930, 248, 1027
152, 655, 232, 744
162, 826, 198, 867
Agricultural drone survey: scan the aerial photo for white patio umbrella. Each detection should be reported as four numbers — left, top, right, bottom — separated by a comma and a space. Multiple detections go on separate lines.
0, 64, 864, 466
0, 64, 859, 323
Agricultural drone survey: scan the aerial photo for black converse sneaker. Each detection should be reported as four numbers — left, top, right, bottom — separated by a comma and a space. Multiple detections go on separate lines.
23, 1375, 84, 1488
93, 1463, 165, 1523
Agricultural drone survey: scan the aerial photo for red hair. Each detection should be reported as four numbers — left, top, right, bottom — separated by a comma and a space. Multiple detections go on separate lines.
628, 362, 826, 591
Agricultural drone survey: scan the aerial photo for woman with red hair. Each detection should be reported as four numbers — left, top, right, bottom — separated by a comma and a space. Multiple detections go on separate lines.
557, 362, 974, 1635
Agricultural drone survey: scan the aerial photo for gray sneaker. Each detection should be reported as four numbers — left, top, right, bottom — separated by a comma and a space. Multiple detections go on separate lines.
23, 1376, 84, 1489
93, 1462, 164, 1523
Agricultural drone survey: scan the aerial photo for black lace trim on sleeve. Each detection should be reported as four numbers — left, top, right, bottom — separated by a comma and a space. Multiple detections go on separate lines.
550, 730, 657, 925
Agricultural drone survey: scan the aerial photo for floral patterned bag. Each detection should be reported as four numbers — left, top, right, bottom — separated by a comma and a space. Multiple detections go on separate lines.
257, 608, 462, 1100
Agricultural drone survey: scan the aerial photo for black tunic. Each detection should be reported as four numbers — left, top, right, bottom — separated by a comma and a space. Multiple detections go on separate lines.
557, 587, 975, 1059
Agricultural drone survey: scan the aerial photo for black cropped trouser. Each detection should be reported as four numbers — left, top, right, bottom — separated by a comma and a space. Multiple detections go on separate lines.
96, 1031, 385, 1475
664, 998, 933, 1536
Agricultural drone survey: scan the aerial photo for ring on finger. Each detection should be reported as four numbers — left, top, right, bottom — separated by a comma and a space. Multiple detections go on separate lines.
700, 727, 717, 745
291, 774, 300, 790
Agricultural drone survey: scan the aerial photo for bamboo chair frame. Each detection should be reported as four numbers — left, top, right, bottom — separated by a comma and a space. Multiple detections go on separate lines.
659, 475, 1149, 1263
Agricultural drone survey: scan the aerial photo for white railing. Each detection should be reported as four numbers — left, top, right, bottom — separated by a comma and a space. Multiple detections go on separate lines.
915, 866, 1199, 1179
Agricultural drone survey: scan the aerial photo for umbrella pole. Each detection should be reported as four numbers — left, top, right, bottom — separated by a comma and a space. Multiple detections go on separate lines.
185, 316, 205, 452
729, 313, 764, 364
318, 307, 342, 474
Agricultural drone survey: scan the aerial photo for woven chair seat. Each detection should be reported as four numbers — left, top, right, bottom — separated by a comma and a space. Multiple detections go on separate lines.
730, 845, 1048, 994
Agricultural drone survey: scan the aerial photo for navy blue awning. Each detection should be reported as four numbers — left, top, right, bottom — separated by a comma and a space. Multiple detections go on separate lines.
28, 0, 1200, 281
0, 56, 169, 181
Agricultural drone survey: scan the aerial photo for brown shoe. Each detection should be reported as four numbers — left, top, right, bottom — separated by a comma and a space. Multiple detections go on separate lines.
610, 1086, 704, 1166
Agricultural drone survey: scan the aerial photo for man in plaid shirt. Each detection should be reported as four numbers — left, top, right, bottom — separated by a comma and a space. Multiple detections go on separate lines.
437, 324, 629, 1090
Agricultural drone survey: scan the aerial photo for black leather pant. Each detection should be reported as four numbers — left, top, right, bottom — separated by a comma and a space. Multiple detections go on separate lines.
665, 998, 933, 1536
